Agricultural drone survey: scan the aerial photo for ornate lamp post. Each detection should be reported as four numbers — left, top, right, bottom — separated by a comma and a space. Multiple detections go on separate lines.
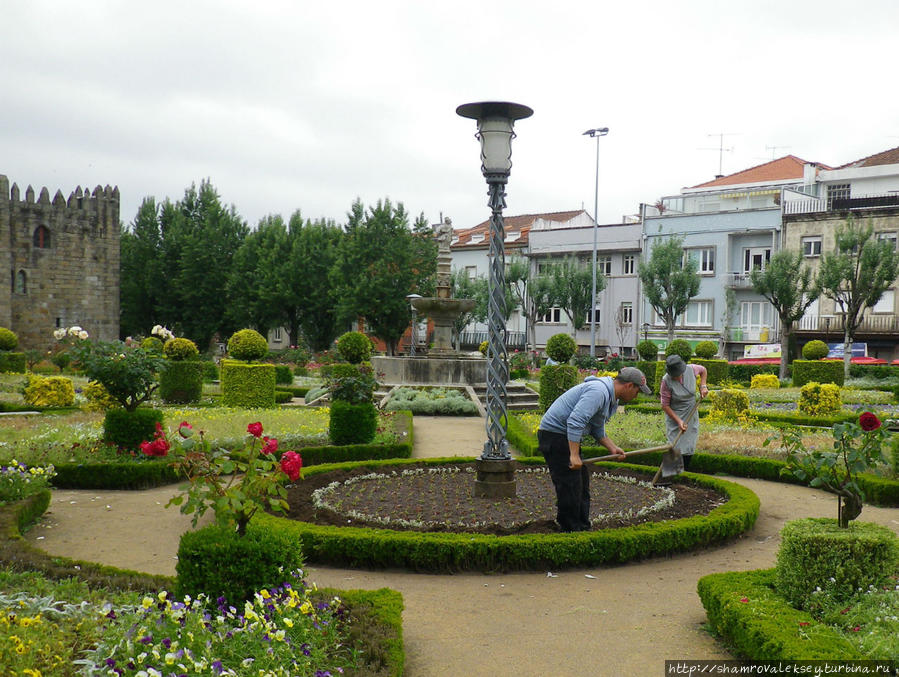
583, 127, 609, 358
642, 322, 650, 343
406, 293, 421, 356
457, 100, 532, 498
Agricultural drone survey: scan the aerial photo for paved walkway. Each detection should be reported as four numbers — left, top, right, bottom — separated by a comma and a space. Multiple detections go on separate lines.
24, 417, 899, 677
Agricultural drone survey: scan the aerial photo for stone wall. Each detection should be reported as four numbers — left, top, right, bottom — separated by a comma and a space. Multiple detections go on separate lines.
1, 174, 120, 349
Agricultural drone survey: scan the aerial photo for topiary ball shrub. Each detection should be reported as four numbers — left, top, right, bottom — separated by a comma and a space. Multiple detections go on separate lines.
336, 331, 372, 364
0, 327, 19, 351
665, 339, 693, 362
176, 522, 305, 605
775, 518, 899, 612
329, 399, 377, 445
140, 336, 164, 354
163, 337, 199, 361
103, 408, 164, 450
546, 333, 577, 363
637, 339, 659, 362
227, 329, 269, 361
802, 339, 829, 360
694, 340, 719, 359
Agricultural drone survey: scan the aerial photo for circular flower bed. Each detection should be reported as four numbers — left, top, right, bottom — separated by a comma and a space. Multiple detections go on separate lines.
311, 465, 679, 533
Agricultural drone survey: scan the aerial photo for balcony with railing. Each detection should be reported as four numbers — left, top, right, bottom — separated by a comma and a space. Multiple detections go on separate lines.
784, 192, 899, 216
791, 314, 899, 335
725, 272, 755, 289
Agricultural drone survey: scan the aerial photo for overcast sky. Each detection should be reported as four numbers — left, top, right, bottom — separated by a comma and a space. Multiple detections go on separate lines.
2, 1, 898, 232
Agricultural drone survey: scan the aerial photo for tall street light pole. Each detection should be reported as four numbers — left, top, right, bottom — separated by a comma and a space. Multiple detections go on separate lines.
457, 100, 532, 498
583, 127, 609, 358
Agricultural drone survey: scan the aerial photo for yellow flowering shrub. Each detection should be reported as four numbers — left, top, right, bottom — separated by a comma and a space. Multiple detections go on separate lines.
706, 388, 756, 427
798, 381, 842, 417
83, 380, 120, 411
750, 373, 780, 389
23, 374, 75, 407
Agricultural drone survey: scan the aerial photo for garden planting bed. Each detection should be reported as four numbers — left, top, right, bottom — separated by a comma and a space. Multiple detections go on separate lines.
286, 461, 726, 535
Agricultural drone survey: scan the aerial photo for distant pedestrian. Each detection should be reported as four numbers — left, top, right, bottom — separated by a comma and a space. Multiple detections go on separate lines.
537, 368, 651, 532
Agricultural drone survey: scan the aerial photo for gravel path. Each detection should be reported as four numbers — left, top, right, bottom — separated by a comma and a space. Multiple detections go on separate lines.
23, 416, 899, 676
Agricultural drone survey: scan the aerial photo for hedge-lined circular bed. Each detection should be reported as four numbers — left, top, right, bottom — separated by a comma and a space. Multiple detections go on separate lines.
258, 456, 760, 573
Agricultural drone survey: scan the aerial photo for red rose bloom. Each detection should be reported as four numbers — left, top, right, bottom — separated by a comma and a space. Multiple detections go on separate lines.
178, 421, 193, 438
247, 422, 263, 438
859, 412, 881, 432
261, 436, 278, 455
280, 451, 303, 481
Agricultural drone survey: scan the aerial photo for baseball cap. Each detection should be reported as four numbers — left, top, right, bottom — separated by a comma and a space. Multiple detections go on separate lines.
617, 366, 652, 394
665, 354, 687, 377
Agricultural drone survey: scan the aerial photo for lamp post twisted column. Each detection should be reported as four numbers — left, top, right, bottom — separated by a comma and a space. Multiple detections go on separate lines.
457, 100, 532, 498
482, 176, 511, 460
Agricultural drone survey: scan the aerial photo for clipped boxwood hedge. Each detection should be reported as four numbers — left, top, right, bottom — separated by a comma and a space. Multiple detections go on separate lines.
221, 359, 276, 408
51, 461, 180, 489
258, 456, 760, 572
690, 358, 729, 385
103, 407, 165, 450
636, 360, 660, 393
792, 359, 845, 388
698, 568, 869, 660
159, 360, 204, 404
538, 364, 577, 411
728, 362, 781, 384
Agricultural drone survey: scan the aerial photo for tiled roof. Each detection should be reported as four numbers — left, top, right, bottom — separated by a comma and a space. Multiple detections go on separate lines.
837, 145, 899, 169
690, 155, 830, 188
450, 210, 587, 248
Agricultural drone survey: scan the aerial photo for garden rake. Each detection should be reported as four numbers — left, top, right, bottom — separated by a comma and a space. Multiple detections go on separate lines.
579, 396, 702, 483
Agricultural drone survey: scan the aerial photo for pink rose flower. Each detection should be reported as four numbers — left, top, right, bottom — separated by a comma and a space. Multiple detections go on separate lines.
261, 436, 278, 455
178, 421, 193, 438
247, 422, 263, 438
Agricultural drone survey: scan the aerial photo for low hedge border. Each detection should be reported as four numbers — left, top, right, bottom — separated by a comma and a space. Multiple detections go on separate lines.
622, 402, 861, 428
47, 411, 413, 489
0, 493, 405, 677
508, 414, 899, 507
257, 456, 760, 572
697, 568, 869, 660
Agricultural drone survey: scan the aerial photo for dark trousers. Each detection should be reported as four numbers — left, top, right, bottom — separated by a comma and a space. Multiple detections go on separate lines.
538, 429, 591, 532
683, 454, 694, 471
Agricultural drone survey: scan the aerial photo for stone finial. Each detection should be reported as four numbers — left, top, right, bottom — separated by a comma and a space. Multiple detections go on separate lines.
11, 183, 19, 201
38, 187, 51, 204
25, 185, 35, 203
111, 186, 119, 200
53, 189, 66, 206
92, 185, 102, 197
74, 186, 83, 198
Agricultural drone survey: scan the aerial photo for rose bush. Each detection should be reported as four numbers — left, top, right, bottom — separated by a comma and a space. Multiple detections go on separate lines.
769, 412, 888, 527
148, 421, 303, 535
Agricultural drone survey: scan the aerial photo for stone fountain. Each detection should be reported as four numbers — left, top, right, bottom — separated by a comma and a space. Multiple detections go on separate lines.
372, 218, 485, 385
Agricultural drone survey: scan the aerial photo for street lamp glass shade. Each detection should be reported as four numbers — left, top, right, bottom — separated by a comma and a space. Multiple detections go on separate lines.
456, 101, 533, 176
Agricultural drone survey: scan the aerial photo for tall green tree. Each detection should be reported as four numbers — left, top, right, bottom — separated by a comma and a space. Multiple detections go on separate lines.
120, 198, 165, 338
548, 257, 605, 339
288, 212, 343, 351
750, 249, 818, 378
638, 235, 700, 341
817, 216, 899, 378
164, 181, 249, 348
506, 256, 553, 354
450, 269, 487, 349
226, 214, 291, 335
331, 199, 437, 355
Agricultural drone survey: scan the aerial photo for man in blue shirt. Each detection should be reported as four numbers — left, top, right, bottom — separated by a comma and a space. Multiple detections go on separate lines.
538, 367, 651, 532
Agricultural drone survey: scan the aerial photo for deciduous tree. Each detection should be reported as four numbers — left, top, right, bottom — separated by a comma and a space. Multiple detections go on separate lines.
638, 236, 700, 341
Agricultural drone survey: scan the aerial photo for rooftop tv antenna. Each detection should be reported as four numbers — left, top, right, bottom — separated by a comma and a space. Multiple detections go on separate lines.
699, 132, 738, 176
765, 144, 791, 159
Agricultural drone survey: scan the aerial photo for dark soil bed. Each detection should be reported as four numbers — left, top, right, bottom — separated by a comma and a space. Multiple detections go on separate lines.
285, 462, 727, 536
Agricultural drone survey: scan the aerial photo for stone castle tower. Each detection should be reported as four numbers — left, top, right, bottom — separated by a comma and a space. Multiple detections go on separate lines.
1, 175, 120, 349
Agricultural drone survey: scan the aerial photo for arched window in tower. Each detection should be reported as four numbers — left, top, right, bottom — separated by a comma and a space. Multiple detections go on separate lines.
14, 270, 27, 294
33, 225, 51, 249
